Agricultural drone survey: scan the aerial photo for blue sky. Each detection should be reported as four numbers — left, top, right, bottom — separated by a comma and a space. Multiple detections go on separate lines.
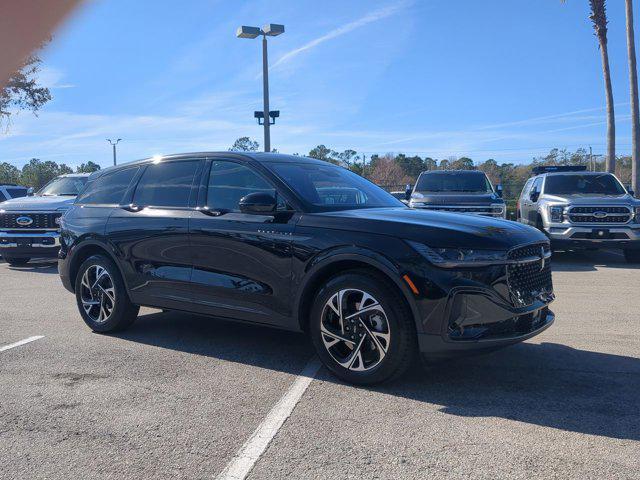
1, 0, 639, 168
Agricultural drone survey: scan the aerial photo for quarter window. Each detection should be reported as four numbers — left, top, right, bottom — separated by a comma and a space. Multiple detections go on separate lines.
206, 161, 278, 212
76, 167, 138, 205
133, 161, 199, 208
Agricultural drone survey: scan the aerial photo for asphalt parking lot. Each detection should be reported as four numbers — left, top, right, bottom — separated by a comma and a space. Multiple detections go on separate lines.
1, 250, 639, 479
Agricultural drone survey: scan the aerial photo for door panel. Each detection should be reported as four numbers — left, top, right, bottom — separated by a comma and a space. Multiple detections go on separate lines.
106, 159, 201, 309
188, 159, 297, 328
107, 207, 194, 308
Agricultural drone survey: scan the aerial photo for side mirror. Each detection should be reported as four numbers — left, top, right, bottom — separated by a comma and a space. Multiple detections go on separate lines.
628, 189, 635, 197
404, 184, 412, 201
239, 192, 277, 214
496, 184, 503, 198
27, 187, 34, 197
530, 191, 539, 202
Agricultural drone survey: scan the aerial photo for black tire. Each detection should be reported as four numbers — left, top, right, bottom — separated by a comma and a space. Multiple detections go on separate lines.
3, 256, 31, 266
74, 254, 139, 332
623, 248, 640, 263
309, 269, 418, 385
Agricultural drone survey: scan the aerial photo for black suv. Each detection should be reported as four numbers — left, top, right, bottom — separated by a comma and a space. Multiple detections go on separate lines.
59, 153, 555, 384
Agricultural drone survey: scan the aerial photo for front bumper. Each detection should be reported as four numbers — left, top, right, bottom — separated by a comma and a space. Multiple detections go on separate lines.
544, 223, 640, 249
0, 231, 61, 257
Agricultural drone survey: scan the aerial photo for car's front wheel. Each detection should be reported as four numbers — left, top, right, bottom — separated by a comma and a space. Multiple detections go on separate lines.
75, 255, 139, 332
310, 270, 417, 385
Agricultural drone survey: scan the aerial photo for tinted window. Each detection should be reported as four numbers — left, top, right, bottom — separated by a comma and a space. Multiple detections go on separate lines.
544, 174, 625, 195
38, 177, 88, 196
133, 161, 198, 208
0, 191, 6, 202
207, 161, 276, 212
6, 187, 27, 198
76, 167, 138, 205
415, 172, 492, 193
269, 162, 403, 211
532, 178, 543, 194
520, 179, 534, 199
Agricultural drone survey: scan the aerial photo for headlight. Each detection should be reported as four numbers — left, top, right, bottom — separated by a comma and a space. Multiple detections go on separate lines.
490, 203, 506, 218
635, 206, 640, 222
410, 201, 426, 208
407, 241, 507, 267
548, 205, 566, 223
55, 207, 70, 226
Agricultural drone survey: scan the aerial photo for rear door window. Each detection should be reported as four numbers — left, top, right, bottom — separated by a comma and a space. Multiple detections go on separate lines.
0, 190, 7, 202
5, 188, 27, 198
133, 161, 199, 208
76, 167, 139, 205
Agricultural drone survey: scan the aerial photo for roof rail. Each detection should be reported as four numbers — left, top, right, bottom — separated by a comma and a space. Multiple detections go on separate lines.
531, 165, 588, 175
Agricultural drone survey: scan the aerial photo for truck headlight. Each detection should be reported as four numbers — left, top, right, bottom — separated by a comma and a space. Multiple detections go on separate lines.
548, 205, 565, 223
407, 241, 507, 267
490, 203, 506, 218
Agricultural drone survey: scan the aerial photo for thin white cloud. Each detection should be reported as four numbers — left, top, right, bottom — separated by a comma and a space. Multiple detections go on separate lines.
271, 1, 409, 70
37, 67, 75, 89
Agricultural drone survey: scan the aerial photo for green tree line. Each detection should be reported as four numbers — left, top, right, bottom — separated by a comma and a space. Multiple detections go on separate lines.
0, 158, 101, 190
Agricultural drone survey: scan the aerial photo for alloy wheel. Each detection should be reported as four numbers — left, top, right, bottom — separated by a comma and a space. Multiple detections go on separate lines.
320, 289, 391, 371
80, 265, 116, 323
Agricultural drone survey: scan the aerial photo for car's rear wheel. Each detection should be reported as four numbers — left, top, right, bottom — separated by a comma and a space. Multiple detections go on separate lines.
2, 255, 31, 266
623, 248, 640, 263
309, 270, 417, 385
75, 255, 139, 332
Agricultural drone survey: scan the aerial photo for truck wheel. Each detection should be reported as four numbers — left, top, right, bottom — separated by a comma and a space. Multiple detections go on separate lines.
623, 248, 640, 263
309, 270, 418, 385
75, 254, 139, 332
3, 256, 31, 266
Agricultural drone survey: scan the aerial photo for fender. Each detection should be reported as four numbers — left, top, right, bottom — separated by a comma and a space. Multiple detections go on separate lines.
294, 246, 423, 333
66, 236, 131, 297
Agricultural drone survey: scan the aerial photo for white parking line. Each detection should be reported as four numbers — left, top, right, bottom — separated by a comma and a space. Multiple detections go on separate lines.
0, 336, 44, 353
217, 357, 322, 480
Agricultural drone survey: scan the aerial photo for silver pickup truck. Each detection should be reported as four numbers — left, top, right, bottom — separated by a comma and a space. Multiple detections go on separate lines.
0, 174, 89, 266
517, 165, 640, 262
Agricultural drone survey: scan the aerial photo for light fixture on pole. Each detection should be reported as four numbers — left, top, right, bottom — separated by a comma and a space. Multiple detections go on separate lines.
106, 138, 121, 166
236, 23, 284, 153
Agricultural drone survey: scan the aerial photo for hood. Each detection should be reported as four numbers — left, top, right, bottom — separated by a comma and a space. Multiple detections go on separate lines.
300, 207, 545, 250
411, 192, 503, 205
543, 193, 640, 205
0, 195, 76, 211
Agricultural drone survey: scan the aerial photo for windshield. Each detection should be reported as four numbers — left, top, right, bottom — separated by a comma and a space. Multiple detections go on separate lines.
269, 162, 404, 211
415, 172, 493, 193
544, 174, 626, 195
38, 177, 88, 196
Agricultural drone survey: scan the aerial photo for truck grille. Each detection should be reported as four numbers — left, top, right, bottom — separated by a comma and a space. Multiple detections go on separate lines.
414, 205, 503, 216
568, 206, 632, 224
0, 212, 61, 230
507, 243, 553, 308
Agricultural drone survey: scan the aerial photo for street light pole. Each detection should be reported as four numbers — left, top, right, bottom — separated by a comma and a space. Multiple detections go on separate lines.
107, 138, 121, 166
262, 35, 271, 152
237, 23, 284, 153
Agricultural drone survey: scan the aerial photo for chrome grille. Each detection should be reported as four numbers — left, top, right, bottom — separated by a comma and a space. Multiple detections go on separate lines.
507, 243, 553, 308
568, 206, 632, 224
414, 205, 503, 216
0, 212, 61, 229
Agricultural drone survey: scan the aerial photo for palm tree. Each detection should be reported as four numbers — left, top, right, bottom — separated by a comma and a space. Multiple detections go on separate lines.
626, 0, 640, 195
589, 0, 616, 173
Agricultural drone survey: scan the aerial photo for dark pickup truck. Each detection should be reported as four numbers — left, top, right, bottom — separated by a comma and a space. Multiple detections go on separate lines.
408, 170, 506, 218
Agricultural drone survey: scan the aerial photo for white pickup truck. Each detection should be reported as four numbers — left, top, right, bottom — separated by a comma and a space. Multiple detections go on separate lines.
0, 174, 89, 266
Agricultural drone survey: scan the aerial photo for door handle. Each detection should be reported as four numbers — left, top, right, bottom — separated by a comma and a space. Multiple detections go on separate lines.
196, 206, 228, 217
120, 204, 144, 212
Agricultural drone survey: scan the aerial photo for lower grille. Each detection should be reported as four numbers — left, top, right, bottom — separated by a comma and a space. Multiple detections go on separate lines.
507, 243, 553, 308
568, 206, 632, 224
0, 212, 61, 229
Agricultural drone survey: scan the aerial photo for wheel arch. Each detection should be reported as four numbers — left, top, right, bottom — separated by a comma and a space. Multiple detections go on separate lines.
67, 240, 127, 294
295, 252, 421, 333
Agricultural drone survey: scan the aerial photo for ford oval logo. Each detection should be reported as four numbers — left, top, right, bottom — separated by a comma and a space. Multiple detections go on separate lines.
592, 211, 608, 219
16, 216, 33, 226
